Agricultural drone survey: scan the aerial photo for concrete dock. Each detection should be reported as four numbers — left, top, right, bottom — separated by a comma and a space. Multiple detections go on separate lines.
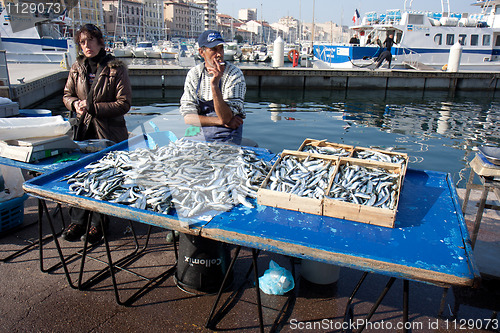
0, 183, 499, 332
1, 62, 500, 108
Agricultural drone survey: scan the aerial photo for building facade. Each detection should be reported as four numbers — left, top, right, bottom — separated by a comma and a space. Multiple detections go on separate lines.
68, 0, 104, 32
103, 0, 164, 42
238, 8, 257, 22
164, 0, 203, 39
193, 0, 216, 30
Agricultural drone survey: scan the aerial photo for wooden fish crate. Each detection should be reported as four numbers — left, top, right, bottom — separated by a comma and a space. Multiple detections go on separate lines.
297, 138, 354, 157
257, 150, 338, 216
352, 146, 408, 177
323, 158, 404, 228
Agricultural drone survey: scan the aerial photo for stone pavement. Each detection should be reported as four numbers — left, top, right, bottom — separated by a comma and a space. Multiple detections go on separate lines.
0, 187, 498, 333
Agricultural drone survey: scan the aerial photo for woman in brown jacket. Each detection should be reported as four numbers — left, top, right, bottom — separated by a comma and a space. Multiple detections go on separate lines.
62, 24, 132, 243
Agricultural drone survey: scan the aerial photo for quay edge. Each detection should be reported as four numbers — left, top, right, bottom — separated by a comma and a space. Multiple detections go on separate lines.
2, 65, 500, 108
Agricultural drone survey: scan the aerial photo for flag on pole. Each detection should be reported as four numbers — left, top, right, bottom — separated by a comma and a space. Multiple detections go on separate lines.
352, 9, 360, 24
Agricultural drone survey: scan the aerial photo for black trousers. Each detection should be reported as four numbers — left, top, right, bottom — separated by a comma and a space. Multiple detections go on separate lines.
69, 207, 101, 227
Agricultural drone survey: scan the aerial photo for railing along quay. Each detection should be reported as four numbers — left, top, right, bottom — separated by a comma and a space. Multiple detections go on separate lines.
2, 65, 499, 108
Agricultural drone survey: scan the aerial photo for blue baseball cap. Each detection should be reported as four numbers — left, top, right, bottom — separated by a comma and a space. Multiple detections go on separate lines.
198, 30, 225, 48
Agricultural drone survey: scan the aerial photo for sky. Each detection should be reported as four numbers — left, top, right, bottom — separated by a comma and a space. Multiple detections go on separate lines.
216, 0, 477, 25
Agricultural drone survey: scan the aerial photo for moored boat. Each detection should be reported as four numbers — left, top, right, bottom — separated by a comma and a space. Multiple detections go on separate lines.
0, 10, 76, 65
314, 0, 500, 70
112, 41, 133, 58
133, 41, 155, 58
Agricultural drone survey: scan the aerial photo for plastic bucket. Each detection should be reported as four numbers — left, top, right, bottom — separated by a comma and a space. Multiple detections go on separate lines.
19, 109, 52, 117
300, 259, 340, 285
175, 233, 232, 293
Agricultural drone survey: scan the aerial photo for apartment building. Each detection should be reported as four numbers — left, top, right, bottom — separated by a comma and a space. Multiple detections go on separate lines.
193, 0, 216, 30
69, 0, 104, 32
103, 0, 164, 42
164, 0, 203, 39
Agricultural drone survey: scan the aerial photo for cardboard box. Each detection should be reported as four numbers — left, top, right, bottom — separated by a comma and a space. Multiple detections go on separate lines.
257, 150, 338, 216
323, 158, 404, 228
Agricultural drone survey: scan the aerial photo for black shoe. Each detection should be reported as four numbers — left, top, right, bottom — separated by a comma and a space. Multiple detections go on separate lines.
81, 225, 104, 244
61, 223, 86, 242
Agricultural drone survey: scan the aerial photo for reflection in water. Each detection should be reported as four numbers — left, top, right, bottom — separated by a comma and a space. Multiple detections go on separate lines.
34, 88, 500, 187
268, 103, 282, 122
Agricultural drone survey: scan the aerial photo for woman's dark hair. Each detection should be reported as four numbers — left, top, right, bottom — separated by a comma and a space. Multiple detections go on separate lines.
74, 24, 105, 54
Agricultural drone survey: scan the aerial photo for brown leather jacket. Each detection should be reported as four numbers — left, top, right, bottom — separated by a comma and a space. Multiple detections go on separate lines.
63, 54, 132, 143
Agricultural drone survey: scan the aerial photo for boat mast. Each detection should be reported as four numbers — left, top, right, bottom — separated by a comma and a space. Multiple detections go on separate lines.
311, 0, 315, 51
299, 0, 301, 44
441, 0, 450, 14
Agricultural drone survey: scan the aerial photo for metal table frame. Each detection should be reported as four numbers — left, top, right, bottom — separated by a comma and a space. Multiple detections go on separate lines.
201, 169, 481, 333
22, 136, 480, 330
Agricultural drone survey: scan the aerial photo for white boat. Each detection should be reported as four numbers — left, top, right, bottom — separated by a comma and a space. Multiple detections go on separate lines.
0, 10, 76, 65
133, 41, 155, 58
160, 41, 179, 59
314, 0, 500, 70
146, 45, 162, 59
240, 45, 254, 61
253, 44, 271, 62
224, 42, 242, 61
112, 41, 133, 58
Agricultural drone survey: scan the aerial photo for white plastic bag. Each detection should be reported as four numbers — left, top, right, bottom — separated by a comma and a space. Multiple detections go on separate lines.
0, 165, 25, 202
0, 116, 71, 140
258, 260, 295, 295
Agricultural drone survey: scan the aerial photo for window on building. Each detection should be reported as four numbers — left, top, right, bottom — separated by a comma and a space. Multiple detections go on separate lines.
458, 34, 466, 45
446, 34, 454, 45
483, 34, 491, 46
434, 34, 442, 45
471, 34, 479, 46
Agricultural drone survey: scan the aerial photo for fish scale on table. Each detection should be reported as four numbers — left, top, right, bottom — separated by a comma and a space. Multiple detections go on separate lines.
62, 138, 272, 218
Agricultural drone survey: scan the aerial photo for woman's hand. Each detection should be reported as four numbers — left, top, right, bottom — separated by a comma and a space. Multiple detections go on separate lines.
75, 100, 88, 116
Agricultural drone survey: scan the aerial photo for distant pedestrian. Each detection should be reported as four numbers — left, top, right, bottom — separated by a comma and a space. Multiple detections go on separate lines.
349, 34, 360, 45
383, 34, 395, 51
374, 50, 392, 69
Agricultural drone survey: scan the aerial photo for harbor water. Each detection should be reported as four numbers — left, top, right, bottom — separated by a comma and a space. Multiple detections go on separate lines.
37, 87, 500, 188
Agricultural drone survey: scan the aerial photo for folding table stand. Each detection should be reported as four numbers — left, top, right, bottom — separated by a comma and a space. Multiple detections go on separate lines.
38, 197, 179, 306
438, 153, 500, 323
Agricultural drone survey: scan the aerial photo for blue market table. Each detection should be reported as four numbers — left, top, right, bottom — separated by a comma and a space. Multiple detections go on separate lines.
22, 135, 480, 331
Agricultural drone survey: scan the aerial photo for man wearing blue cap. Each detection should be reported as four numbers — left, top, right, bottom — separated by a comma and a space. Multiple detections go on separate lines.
180, 30, 246, 144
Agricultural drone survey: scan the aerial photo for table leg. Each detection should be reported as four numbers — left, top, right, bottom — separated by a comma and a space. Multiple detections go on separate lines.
205, 245, 242, 329
470, 183, 490, 248
462, 169, 475, 214
403, 280, 409, 333
343, 271, 369, 324
354, 277, 396, 333
438, 287, 449, 317
252, 248, 265, 333
99, 217, 176, 306
39, 199, 78, 289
